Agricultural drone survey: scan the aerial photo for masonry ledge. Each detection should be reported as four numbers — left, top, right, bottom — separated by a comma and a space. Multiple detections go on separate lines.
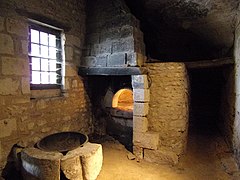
78, 66, 148, 76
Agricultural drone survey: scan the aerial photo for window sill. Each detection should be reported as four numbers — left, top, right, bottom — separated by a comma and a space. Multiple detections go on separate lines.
31, 89, 62, 99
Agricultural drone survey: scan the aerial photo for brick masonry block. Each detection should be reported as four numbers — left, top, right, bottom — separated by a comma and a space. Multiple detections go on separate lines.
111, 37, 134, 53
107, 52, 127, 67
127, 52, 146, 67
133, 131, 159, 150
2, 57, 29, 76
95, 54, 108, 67
131, 75, 149, 89
133, 89, 150, 102
0, 118, 17, 138
0, 33, 14, 55
133, 116, 148, 133
144, 148, 179, 165
133, 145, 143, 159
133, 102, 149, 116
6, 18, 28, 37
0, 78, 20, 95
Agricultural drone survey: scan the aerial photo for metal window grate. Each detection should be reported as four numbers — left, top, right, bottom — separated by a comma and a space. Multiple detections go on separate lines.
28, 23, 62, 89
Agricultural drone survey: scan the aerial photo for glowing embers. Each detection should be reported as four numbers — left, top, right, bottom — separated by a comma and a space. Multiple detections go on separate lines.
112, 89, 133, 111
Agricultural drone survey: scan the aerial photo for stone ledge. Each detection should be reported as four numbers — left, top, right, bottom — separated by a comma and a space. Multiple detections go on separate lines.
78, 66, 148, 76
133, 131, 159, 150
0, 33, 14, 55
144, 148, 179, 165
110, 108, 133, 118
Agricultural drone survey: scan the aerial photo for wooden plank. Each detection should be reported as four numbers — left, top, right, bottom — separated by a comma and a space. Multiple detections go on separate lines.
184, 57, 234, 69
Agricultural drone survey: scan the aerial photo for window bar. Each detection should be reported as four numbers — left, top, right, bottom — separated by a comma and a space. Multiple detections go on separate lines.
39, 30, 42, 84
48, 33, 50, 84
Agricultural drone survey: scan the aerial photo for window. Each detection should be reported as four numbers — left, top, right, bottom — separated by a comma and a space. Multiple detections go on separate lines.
28, 22, 63, 89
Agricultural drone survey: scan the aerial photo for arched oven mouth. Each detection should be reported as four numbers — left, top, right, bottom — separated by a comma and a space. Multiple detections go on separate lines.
112, 88, 133, 112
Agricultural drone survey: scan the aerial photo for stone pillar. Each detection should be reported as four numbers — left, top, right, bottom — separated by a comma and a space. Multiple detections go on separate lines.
131, 75, 160, 160
146, 62, 189, 165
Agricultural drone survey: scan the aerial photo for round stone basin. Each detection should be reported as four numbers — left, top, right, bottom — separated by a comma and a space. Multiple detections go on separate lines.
37, 132, 88, 153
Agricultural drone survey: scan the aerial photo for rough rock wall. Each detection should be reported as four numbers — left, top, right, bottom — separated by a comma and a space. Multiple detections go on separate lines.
125, 0, 239, 61
219, 66, 235, 148
0, 0, 92, 171
81, 0, 146, 68
147, 63, 189, 157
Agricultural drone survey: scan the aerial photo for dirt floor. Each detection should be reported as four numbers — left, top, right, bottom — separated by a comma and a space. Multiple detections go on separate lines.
96, 130, 240, 180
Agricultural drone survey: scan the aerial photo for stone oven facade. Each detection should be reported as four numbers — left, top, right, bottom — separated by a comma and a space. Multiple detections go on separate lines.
79, 0, 189, 164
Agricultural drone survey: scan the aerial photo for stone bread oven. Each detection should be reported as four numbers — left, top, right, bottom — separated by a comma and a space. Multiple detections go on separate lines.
79, 0, 189, 165
108, 88, 134, 150
21, 132, 103, 180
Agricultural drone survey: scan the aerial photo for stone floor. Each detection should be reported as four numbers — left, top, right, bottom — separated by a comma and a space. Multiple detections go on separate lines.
96, 128, 240, 180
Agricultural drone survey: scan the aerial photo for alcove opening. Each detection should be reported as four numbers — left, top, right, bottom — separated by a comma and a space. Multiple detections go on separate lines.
112, 89, 133, 112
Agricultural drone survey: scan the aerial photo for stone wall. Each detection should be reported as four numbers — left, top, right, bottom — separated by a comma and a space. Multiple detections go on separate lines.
0, 0, 92, 172
81, 0, 146, 68
142, 63, 189, 164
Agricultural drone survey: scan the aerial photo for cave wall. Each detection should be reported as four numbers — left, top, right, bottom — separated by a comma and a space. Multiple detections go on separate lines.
219, 66, 235, 148
0, 0, 92, 172
125, 0, 238, 61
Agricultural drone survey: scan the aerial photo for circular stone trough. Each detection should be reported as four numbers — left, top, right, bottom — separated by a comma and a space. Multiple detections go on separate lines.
21, 132, 103, 180
36, 131, 88, 153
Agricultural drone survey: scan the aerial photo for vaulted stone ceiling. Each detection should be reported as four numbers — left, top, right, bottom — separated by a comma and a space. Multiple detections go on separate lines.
125, 0, 240, 61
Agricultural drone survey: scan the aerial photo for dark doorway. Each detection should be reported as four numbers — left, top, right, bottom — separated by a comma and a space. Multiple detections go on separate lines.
188, 67, 225, 134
